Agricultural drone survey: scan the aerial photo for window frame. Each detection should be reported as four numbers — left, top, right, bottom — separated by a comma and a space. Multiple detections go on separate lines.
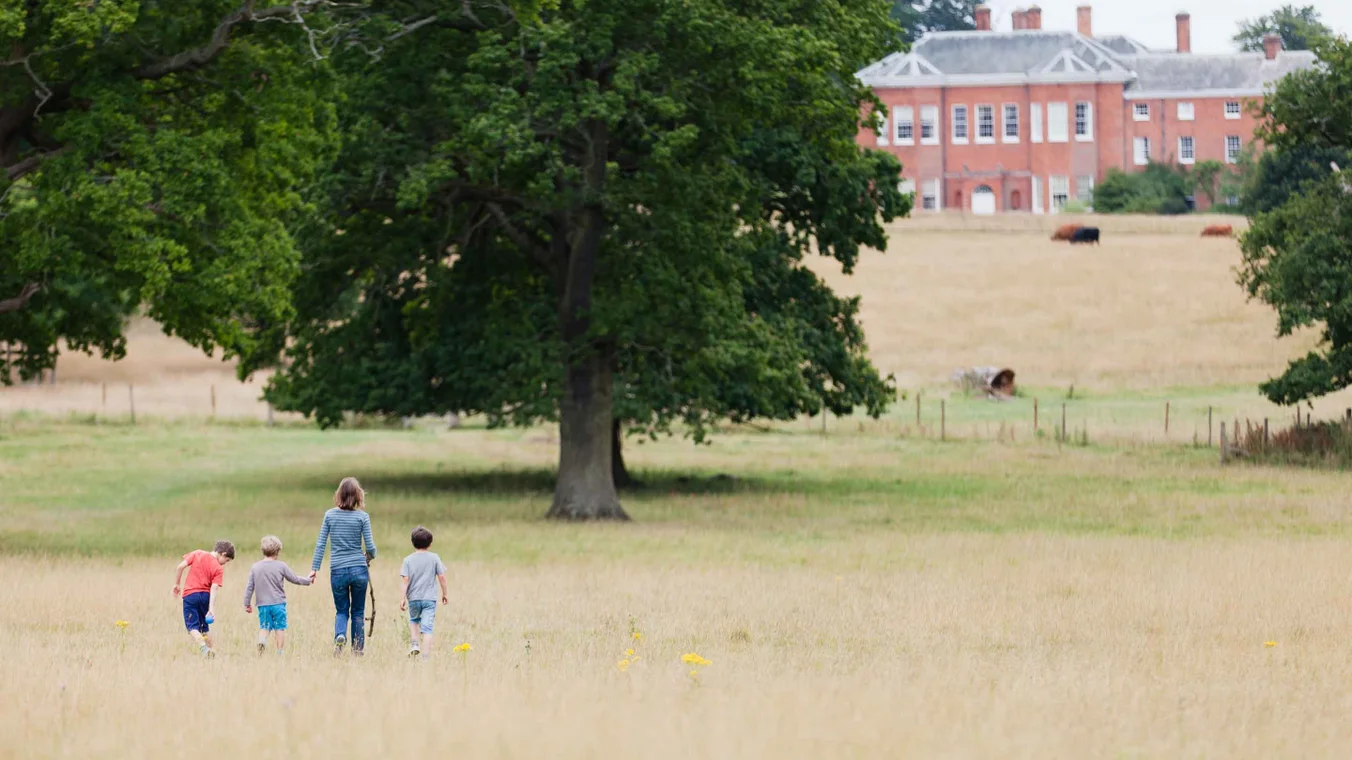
1225, 135, 1242, 164
1178, 136, 1195, 165
1047, 102, 1069, 143
975, 104, 996, 144
1134, 136, 1151, 165
952, 105, 969, 144
1030, 103, 1043, 144
1002, 103, 1020, 143
1225, 101, 1242, 120
895, 105, 915, 146
921, 178, 941, 212
1133, 103, 1150, 122
1076, 175, 1095, 204
1074, 101, 1094, 142
920, 105, 939, 145
1051, 176, 1070, 211
1178, 102, 1195, 121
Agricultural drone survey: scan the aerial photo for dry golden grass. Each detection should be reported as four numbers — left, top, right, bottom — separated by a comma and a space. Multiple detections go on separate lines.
6, 537, 1352, 758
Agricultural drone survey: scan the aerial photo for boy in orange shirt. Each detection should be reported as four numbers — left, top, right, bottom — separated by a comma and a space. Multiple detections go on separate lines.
172, 540, 236, 657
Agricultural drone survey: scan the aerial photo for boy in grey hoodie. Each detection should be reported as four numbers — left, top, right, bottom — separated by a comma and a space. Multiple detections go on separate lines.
244, 535, 312, 654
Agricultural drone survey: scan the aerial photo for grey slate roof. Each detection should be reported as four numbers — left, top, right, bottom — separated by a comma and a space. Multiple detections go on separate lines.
856, 29, 1318, 94
1122, 51, 1318, 94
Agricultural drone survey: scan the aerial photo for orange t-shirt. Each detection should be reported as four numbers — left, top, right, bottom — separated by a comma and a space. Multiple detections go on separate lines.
181, 550, 224, 597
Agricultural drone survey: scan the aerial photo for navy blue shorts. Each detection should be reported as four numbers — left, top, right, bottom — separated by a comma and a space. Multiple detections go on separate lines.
182, 592, 211, 633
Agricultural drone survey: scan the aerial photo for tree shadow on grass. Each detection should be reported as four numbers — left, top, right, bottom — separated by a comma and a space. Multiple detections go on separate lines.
290, 467, 773, 498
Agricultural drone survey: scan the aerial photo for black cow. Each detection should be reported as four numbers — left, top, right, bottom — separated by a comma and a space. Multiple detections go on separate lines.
1069, 226, 1100, 245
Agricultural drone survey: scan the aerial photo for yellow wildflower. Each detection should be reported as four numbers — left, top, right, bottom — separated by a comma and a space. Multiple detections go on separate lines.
114, 621, 130, 630
632, 631, 642, 641
681, 652, 711, 666
625, 648, 635, 657
454, 642, 473, 653
1264, 641, 1278, 648
617, 659, 630, 672
688, 669, 700, 678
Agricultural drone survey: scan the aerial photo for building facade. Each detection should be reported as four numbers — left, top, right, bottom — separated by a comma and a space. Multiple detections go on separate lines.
855, 5, 1317, 213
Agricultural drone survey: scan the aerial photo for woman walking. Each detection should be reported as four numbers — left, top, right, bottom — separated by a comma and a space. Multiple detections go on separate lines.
310, 477, 377, 656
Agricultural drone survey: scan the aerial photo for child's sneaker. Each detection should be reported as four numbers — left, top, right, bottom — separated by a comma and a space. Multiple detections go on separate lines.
408, 646, 421, 658
201, 646, 216, 659
257, 643, 266, 655
333, 634, 346, 657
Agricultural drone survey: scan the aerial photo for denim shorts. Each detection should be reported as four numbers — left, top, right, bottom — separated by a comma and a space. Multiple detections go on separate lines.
407, 599, 437, 634
258, 603, 288, 631
182, 592, 211, 633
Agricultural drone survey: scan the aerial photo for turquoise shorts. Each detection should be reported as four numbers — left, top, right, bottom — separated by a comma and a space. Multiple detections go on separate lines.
258, 603, 288, 631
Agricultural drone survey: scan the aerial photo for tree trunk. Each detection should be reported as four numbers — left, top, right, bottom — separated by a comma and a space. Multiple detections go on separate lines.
612, 418, 635, 489
548, 354, 628, 520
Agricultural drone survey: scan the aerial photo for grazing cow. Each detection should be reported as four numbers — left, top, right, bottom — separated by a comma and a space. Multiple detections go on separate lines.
1069, 227, 1100, 245
1201, 224, 1234, 238
1051, 224, 1082, 242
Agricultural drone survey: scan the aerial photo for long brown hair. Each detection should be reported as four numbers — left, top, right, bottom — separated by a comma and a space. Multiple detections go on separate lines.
334, 477, 366, 511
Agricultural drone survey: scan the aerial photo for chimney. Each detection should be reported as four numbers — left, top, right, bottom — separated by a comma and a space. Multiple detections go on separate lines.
975, 4, 991, 31
1077, 5, 1093, 37
1176, 12, 1191, 53
1264, 33, 1283, 60
1026, 5, 1042, 30
1012, 9, 1026, 30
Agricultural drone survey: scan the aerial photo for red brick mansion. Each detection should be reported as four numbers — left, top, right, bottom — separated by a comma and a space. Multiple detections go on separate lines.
856, 5, 1316, 214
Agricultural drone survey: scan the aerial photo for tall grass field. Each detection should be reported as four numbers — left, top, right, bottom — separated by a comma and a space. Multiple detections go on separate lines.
5, 221, 1352, 757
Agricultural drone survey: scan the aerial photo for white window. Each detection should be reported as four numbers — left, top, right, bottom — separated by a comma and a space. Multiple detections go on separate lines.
952, 105, 969, 143
1226, 135, 1242, 163
1178, 136, 1195, 164
1051, 176, 1070, 210
1134, 103, 1150, 121
920, 106, 939, 145
1225, 101, 1242, 119
1032, 176, 1045, 214
895, 106, 914, 145
1178, 102, 1195, 121
1031, 103, 1043, 143
1074, 102, 1093, 142
1047, 102, 1068, 143
976, 105, 995, 143
898, 178, 915, 198
921, 179, 941, 211
1003, 104, 1019, 142
1134, 137, 1151, 165
1076, 175, 1094, 204
1226, 195, 1240, 207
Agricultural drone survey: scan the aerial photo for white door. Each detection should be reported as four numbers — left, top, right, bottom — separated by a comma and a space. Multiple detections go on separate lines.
971, 185, 997, 215
1032, 177, 1044, 214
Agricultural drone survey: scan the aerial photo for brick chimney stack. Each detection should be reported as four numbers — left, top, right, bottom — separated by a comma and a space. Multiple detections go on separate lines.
1077, 5, 1093, 37
1025, 5, 1042, 30
1176, 13, 1191, 53
1012, 9, 1026, 30
1264, 33, 1283, 60
975, 4, 991, 31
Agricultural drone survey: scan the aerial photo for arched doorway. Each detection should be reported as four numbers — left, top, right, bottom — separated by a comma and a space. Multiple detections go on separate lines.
971, 185, 997, 215
1010, 190, 1023, 211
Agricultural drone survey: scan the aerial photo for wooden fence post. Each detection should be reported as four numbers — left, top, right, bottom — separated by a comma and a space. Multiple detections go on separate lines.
1034, 397, 1039, 432
267, 403, 276, 428
1207, 406, 1212, 447
1264, 418, 1269, 447
210, 384, 217, 418
128, 384, 136, 425
916, 392, 921, 428
1061, 403, 1067, 443
1220, 422, 1227, 464
940, 400, 946, 441
101, 382, 107, 410
1165, 401, 1170, 435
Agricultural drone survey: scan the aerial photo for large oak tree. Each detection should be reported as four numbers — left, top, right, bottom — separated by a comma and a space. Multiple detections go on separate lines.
265, 0, 908, 519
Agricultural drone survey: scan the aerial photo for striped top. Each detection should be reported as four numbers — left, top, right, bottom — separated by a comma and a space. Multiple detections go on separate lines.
311, 508, 377, 572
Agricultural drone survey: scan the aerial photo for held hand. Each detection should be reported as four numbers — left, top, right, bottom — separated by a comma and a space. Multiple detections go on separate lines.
307, 571, 317, 583
399, 599, 407, 612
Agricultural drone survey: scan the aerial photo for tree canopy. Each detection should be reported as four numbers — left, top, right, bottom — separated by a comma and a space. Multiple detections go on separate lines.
891, 0, 975, 45
264, 0, 908, 519
0, 1, 342, 382
1239, 37, 1352, 405
1234, 4, 1332, 53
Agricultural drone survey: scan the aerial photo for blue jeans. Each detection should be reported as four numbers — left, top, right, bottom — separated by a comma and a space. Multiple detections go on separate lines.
330, 566, 369, 650
408, 599, 437, 634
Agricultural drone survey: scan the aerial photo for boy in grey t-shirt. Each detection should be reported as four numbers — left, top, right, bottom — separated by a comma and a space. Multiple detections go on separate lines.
400, 526, 448, 658
243, 535, 312, 654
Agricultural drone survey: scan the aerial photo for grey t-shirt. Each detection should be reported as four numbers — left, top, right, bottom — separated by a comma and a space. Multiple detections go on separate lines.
401, 551, 447, 602
244, 559, 311, 607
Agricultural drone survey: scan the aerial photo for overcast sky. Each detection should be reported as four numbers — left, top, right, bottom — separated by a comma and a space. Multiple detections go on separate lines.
983, 0, 1352, 53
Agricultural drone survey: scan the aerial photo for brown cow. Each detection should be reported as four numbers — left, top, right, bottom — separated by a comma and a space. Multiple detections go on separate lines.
1201, 224, 1234, 238
1051, 224, 1082, 242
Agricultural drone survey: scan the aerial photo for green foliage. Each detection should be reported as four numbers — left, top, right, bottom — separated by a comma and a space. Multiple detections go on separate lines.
268, 0, 907, 452
0, 2, 339, 382
1092, 164, 1191, 215
1240, 37, 1352, 405
1234, 4, 1331, 52
891, 0, 976, 44
1244, 145, 1351, 214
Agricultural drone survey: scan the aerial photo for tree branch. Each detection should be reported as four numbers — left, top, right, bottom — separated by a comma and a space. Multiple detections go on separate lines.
5, 148, 65, 182
0, 283, 39, 315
